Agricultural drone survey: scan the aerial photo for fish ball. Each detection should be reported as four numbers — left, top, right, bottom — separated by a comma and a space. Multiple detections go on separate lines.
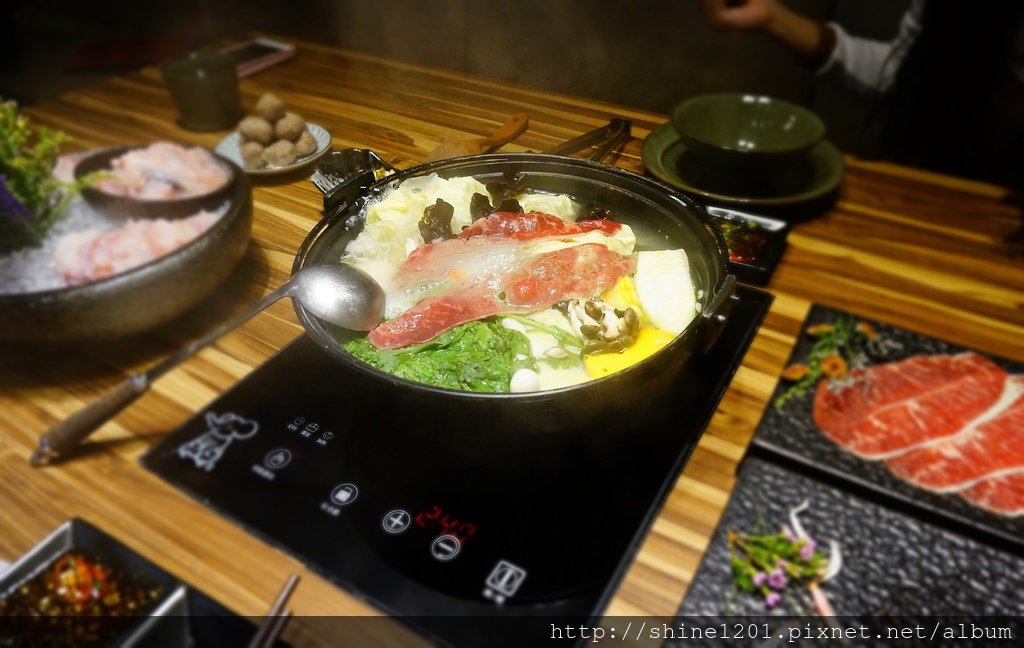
264, 140, 297, 167
275, 112, 305, 141
241, 141, 266, 168
238, 116, 273, 145
509, 368, 540, 393
255, 93, 286, 121
294, 129, 317, 156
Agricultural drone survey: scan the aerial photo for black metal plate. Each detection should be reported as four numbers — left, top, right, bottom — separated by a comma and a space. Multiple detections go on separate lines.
0, 518, 264, 647
679, 456, 1024, 616
751, 304, 1024, 552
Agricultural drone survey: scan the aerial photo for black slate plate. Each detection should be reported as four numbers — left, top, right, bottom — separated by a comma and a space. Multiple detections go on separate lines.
708, 206, 789, 286
751, 304, 1024, 552
0, 518, 271, 647
679, 456, 1024, 617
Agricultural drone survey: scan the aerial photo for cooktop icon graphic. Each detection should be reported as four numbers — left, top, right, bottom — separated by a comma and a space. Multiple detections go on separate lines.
177, 411, 258, 472
483, 560, 527, 604
263, 448, 292, 470
330, 483, 359, 506
381, 509, 411, 534
430, 535, 461, 561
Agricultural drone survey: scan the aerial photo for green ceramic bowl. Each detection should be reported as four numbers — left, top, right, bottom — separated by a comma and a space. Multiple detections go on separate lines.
672, 94, 825, 169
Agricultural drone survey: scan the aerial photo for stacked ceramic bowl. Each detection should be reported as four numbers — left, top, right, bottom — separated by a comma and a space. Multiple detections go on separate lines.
673, 94, 823, 170
643, 93, 843, 207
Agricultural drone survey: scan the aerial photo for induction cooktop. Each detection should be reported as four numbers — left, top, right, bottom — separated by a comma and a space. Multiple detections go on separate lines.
142, 286, 771, 646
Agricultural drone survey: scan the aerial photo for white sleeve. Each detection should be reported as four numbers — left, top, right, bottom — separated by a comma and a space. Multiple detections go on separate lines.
816, 0, 925, 93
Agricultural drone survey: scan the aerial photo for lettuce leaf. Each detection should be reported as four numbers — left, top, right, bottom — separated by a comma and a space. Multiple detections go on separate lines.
344, 319, 532, 393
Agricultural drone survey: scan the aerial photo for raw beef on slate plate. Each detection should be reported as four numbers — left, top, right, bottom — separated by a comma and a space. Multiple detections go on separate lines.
812, 351, 1024, 517
813, 353, 1007, 460
960, 472, 1024, 517
885, 376, 1024, 491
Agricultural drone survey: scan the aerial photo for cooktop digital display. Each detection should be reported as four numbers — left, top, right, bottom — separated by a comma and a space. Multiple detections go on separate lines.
142, 286, 771, 646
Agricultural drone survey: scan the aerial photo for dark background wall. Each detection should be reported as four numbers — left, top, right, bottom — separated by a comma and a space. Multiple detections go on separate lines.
2, 0, 909, 154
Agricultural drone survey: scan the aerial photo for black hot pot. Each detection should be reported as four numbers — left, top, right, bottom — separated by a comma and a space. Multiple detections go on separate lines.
291, 152, 736, 451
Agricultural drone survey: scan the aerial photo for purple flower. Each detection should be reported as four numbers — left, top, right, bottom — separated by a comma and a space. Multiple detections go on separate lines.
0, 175, 32, 221
767, 569, 788, 590
765, 592, 781, 609
799, 539, 818, 561
752, 571, 767, 587
783, 525, 799, 543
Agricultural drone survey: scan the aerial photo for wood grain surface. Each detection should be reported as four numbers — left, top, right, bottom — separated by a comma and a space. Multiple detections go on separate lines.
2, 35, 1022, 639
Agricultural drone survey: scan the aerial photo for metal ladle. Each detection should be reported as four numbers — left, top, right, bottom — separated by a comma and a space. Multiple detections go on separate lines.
29, 264, 385, 466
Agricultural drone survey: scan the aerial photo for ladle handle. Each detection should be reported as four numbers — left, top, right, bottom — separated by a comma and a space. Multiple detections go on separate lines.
30, 282, 294, 467
30, 376, 149, 466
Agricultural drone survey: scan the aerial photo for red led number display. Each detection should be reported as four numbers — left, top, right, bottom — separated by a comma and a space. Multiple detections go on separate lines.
414, 505, 477, 543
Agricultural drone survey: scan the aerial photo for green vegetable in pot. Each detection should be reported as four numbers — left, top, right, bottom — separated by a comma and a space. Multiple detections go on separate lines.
0, 100, 84, 253
344, 319, 533, 393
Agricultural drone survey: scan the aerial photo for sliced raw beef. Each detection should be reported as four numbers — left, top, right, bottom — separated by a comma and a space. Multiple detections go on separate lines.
813, 353, 1007, 460
960, 471, 1024, 517
369, 243, 634, 349
458, 211, 621, 240
885, 376, 1024, 491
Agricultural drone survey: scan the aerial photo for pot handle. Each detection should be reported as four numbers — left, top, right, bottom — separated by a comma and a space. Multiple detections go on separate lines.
292, 166, 376, 270
321, 168, 378, 218
700, 273, 738, 352
294, 168, 377, 272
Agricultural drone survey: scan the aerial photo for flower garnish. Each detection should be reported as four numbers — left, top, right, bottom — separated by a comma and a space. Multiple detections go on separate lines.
799, 538, 818, 561
820, 354, 848, 379
0, 99, 87, 252
728, 503, 839, 612
806, 323, 834, 336
775, 317, 883, 409
781, 363, 809, 381
855, 321, 878, 340
728, 527, 829, 610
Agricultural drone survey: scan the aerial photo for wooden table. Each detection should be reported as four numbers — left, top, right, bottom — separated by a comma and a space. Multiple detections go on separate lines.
3, 36, 1022, 637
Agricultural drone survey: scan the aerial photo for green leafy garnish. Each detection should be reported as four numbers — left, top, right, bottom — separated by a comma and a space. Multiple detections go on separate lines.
344, 319, 532, 393
0, 100, 85, 253
774, 317, 880, 410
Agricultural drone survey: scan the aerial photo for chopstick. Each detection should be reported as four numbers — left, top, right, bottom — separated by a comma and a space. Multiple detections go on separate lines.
262, 610, 293, 647
247, 572, 301, 648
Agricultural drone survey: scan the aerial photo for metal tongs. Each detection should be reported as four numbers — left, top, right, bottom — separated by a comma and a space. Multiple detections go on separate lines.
542, 118, 632, 161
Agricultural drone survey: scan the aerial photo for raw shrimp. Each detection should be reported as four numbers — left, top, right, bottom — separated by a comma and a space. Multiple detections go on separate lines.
94, 143, 230, 199
54, 211, 218, 285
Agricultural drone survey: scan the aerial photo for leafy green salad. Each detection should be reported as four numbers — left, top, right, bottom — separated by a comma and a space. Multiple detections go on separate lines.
345, 319, 533, 393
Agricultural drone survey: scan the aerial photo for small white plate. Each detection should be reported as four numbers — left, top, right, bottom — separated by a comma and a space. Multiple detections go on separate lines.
216, 122, 331, 175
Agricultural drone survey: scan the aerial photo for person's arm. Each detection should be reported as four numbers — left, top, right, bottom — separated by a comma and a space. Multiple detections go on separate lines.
698, 0, 923, 92
698, 0, 835, 66
823, 3, 923, 92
